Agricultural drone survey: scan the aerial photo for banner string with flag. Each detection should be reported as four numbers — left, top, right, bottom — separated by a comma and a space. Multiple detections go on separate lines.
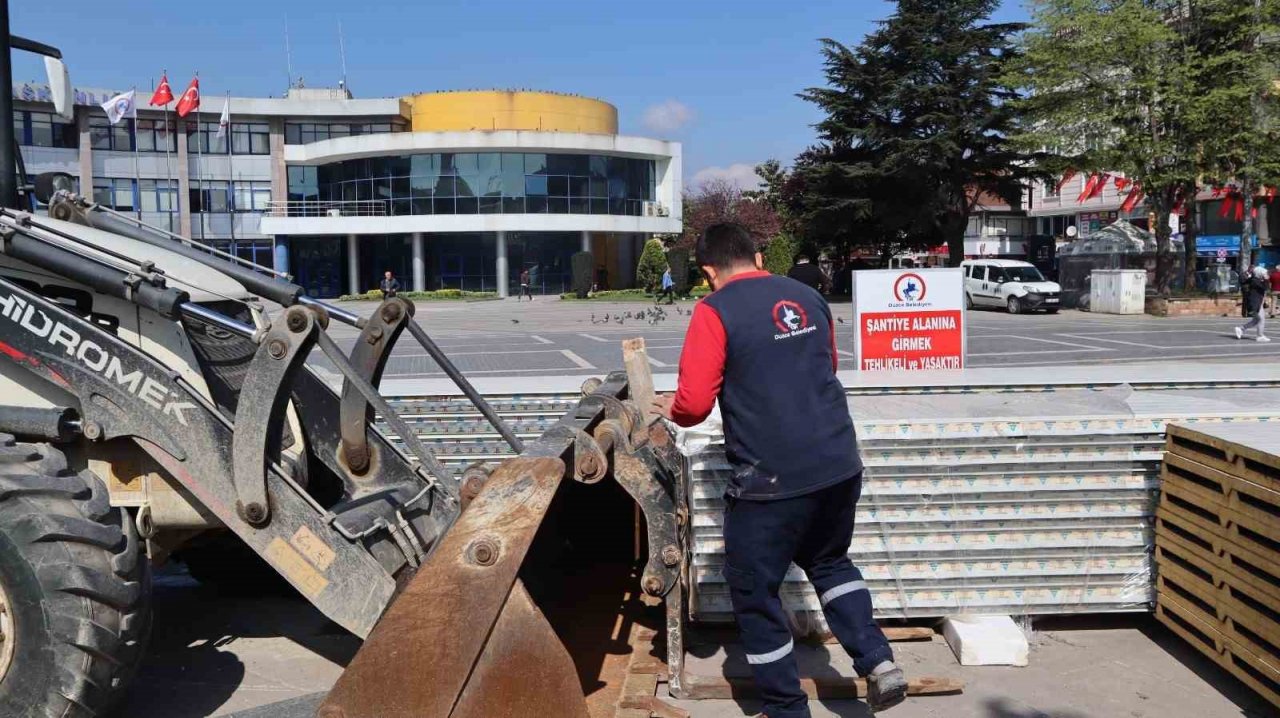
149, 72, 176, 226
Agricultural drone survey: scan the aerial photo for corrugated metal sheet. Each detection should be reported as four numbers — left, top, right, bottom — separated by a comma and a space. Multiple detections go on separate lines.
377, 375, 1280, 621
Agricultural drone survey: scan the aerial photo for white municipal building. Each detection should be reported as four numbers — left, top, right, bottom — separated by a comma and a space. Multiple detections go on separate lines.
13, 82, 683, 297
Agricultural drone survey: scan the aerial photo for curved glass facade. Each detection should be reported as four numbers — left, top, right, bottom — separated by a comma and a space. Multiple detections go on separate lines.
287, 152, 656, 217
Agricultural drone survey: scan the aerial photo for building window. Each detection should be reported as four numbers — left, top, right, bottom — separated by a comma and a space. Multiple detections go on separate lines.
139, 179, 178, 212
231, 122, 270, 155
89, 115, 135, 151
190, 180, 230, 213
284, 121, 401, 144
135, 118, 177, 153
232, 180, 272, 211
186, 121, 229, 154
15, 110, 76, 148
297, 152, 657, 217
93, 177, 135, 211
1042, 180, 1060, 199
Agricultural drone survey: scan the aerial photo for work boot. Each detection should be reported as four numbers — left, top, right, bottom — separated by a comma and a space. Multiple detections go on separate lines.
867, 662, 907, 713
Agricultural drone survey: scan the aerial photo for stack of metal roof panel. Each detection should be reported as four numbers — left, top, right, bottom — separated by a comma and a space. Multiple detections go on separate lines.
371, 365, 1280, 621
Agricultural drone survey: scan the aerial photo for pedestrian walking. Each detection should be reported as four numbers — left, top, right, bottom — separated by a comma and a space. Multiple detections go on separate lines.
1270, 264, 1280, 319
1235, 265, 1271, 342
786, 253, 830, 294
379, 270, 400, 298
655, 265, 676, 305
652, 222, 906, 718
518, 267, 533, 301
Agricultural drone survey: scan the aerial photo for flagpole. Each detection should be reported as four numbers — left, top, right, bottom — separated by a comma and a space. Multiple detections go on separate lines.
130, 87, 141, 220
195, 73, 205, 243
225, 92, 235, 244
160, 72, 174, 233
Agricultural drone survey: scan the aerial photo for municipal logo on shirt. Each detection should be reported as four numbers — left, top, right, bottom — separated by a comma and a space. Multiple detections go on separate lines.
772, 299, 816, 340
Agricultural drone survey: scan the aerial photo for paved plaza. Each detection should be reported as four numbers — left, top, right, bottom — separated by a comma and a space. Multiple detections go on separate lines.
315, 297, 1280, 380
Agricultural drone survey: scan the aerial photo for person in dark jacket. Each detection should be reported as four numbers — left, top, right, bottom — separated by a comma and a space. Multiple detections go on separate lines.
1236, 265, 1270, 342
379, 270, 400, 298
652, 223, 905, 718
786, 254, 830, 294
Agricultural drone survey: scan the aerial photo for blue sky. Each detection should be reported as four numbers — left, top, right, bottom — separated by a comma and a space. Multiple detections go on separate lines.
12, 0, 1026, 187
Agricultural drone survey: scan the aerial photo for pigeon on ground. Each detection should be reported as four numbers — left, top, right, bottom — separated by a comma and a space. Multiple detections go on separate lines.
511, 319, 519, 324
837, 317, 846, 324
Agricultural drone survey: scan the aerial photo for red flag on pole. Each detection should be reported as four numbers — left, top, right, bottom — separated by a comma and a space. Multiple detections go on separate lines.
1088, 173, 1110, 200
1219, 196, 1236, 219
149, 74, 173, 106
1114, 177, 1131, 191
1120, 187, 1144, 212
1057, 170, 1077, 192
175, 76, 200, 118
1236, 198, 1246, 222
1077, 174, 1100, 203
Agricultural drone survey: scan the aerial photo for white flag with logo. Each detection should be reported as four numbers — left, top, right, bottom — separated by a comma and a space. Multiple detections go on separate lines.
215, 96, 230, 140
100, 90, 137, 125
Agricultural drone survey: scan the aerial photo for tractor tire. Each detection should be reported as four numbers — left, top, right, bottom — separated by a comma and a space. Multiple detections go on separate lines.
0, 435, 151, 717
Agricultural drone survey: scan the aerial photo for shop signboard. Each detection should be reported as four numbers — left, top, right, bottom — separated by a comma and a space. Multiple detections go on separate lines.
851, 268, 966, 372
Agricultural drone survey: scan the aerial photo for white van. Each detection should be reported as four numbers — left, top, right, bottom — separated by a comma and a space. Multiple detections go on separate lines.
960, 259, 1062, 314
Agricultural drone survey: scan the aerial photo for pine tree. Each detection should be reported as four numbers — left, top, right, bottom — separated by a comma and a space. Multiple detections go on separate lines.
796, 0, 1036, 265
636, 239, 668, 293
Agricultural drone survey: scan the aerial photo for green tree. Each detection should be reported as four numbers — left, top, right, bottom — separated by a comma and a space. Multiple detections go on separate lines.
1015, 0, 1200, 294
762, 234, 797, 275
796, 0, 1038, 266
636, 239, 668, 292
1185, 0, 1280, 271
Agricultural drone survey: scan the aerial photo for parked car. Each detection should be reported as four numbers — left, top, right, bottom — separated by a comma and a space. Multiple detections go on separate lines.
961, 259, 1063, 314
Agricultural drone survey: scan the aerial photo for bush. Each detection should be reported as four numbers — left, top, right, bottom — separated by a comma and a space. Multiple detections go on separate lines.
559, 288, 648, 300
337, 289, 497, 302
571, 251, 594, 299
762, 234, 796, 276
637, 239, 668, 292
666, 247, 691, 296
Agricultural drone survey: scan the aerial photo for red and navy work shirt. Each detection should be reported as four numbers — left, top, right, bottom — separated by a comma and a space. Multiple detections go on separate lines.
670, 270, 863, 500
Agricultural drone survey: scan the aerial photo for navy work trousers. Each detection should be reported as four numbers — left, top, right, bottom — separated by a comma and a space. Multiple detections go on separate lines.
722, 474, 892, 718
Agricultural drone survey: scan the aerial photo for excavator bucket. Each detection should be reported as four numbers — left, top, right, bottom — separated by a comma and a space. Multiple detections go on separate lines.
318, 456, 588, 718
318, 365, 688, 718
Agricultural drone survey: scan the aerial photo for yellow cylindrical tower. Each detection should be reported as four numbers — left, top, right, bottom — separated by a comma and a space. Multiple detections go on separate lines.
407, 90, 618, 134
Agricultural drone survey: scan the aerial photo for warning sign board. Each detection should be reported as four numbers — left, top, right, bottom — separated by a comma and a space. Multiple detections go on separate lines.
851, 268, 967, 372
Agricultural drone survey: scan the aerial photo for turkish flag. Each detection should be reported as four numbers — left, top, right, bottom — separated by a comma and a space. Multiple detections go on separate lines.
1120, 187, 1144, 212
1114, 177, 1131, 191
150, 74, 174, 106
1056, 169, 1077, 191
1088, 173, 1110, 199
1219, 196, 1236, 219
1077, 174, 1100, 203
175, 77, 200, 118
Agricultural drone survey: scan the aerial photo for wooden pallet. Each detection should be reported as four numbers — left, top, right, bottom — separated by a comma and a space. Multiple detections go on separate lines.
614, 624, 963, 716
1155, 556, 1280, 671
1167, 423, 1280, 495
1155, 593, 1280, 710
1158, 480, 1280, 560
1155, 508, 1280, 613
1162, 452, 1280, 536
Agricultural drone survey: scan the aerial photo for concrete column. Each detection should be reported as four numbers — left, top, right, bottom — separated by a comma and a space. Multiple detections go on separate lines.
495, 231, 509, 298
273, 239, 290, 276
347, 234, 361, 296
580, 230, 591, 254
268, 117, 286, 204
412, 232, 426, 291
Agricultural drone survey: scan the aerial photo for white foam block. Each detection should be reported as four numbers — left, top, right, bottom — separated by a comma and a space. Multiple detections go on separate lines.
941, 614, 1029, 666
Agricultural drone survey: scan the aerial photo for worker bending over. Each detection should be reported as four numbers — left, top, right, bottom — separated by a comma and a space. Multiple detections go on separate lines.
654, 223, 906, 717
